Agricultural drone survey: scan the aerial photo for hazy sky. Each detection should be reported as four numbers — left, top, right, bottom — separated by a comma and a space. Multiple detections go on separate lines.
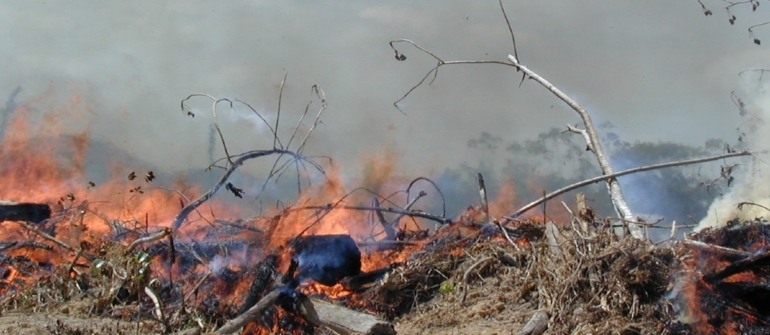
0, 1, 767, 181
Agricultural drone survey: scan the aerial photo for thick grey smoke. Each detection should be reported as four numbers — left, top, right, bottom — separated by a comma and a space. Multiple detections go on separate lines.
699, 73, 770, 229
0, 1, 767, 216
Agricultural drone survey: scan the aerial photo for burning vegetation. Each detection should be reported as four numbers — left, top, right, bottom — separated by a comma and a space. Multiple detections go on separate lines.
0, 93, 770, 334
0, 80, 763, 334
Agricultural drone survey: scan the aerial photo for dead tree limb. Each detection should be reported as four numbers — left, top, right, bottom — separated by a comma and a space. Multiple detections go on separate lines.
297, 296, 396, 335
125, 228, 171, 254
505, 150, 751, 222
477, 173, 490, 222
390, 4, 639, 236
295, 205, 451, 225
171, 149, 311, 230
16, 221, 75, 252
682, 239, 752, 258
508, 53, 640, 238
372, 198, 396, 240
214, 289, 281, 334
704, 247, 770, 282
387, 190, 427, 232
515, 310, 549, 335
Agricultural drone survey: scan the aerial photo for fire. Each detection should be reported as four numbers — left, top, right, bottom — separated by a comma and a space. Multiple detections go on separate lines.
0, 91, 545, 334
677, 223, 770, 334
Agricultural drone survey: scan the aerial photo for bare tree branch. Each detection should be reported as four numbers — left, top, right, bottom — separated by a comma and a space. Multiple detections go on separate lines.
171, 149, 314, 230
295, 204, 451, 225
507, 54, 642, 238
505, 150, 751, 221
389, 39, 513, 113
274, 70, 288, 149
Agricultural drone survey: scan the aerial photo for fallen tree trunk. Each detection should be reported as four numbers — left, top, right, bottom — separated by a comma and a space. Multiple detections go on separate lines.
0, 201, 50, 224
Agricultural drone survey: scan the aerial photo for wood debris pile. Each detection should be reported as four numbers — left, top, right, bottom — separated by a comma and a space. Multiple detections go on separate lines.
4, 198, 770, 334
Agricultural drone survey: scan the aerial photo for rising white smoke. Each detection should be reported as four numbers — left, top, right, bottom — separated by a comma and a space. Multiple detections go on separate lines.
698, 73, 770, 230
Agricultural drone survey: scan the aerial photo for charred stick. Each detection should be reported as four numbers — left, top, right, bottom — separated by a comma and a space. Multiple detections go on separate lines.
705, 248, 770, 282
214, 219, 265, 234
125, 228, 171, 254
387, 190, 427, 233
0, 201, 51, 224
16, 221, 75, 252
215, 289, 281, 335
0, 242, 17, 252
15, 241, 53, 251
477, 173, 490, 222
373, 198, 396, 240
168, 231, 176, 285
184, 271, 212, 305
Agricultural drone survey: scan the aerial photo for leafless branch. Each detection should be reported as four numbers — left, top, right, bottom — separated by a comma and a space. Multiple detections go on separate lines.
389, 39, 513, 113
505, 150, 751, 221
294, 204, 451, 225
499, 0, 519, 64
508, 53, 641, 238
125, 228, 172, 254
171, 149, 316, 230
406, 176, 447, 218
274, 70, 288, 149
180, 94, 236, 165
16, 220, 76, 252
297, 85, 327, 154
214, 289, 281, 334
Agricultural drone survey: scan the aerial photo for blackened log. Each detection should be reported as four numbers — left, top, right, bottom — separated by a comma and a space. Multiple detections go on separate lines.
0, 201, 50, 224
290, 234, 361, 286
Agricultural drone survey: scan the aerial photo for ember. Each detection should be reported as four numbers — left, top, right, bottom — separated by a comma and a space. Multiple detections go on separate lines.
671, 221, 770, 334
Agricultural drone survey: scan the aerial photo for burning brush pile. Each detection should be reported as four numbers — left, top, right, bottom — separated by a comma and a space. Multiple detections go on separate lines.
5, 191, 770, 335
1, 96, 770, 335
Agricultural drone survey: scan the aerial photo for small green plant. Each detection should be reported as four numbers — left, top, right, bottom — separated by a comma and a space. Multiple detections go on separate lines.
439, 283, 455, 294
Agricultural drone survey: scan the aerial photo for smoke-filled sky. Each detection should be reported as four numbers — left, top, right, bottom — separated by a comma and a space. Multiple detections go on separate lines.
0, 1, 768, 182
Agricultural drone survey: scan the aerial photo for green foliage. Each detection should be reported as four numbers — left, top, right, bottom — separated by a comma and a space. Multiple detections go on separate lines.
439, 282, 455, 294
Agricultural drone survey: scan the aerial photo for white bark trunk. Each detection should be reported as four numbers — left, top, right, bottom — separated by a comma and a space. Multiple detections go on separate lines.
507, 54, 643, 239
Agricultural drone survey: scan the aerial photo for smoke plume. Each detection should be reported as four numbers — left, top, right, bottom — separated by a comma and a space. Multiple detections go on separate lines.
699, 73, 770, 229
